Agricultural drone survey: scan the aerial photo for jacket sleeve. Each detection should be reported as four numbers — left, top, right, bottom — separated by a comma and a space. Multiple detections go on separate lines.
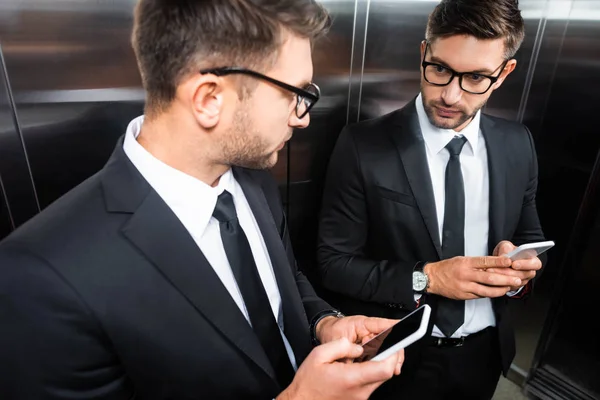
0, 243, 132, 400
316, 127, 417, 309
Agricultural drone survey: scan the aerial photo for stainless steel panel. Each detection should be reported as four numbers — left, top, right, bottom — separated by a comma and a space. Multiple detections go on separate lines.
360, 0, 434, 116
485, 0, 549, 121
288, 0, 360, 183
524, 0, 600, 396
0, 44, 39, 234
521, 1, 573, 134
286, 0, 358, 280
0, 1, 146, 211
0, 182, 12, 240
347, 0, 373, 123
526, 0, 600, 290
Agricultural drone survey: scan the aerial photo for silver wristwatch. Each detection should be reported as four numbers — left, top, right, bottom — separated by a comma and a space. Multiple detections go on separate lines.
412, 261, 429, 294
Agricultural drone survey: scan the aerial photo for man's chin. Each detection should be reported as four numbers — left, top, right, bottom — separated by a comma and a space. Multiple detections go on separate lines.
234, 153, 278, 170
430, 112, 472, 130
431, 117, 462, 130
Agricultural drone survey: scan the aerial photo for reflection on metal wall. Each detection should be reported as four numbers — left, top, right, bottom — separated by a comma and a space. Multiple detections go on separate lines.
286, 1, 357, 276
0, 181, 12, 239
0, 1, 145, 211
357, 0, 549, 121
0, 44, 39, 231
524, 0, 600, 398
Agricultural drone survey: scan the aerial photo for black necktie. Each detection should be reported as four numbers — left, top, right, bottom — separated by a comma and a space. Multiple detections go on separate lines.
437, 136, 468, 337
212, 190, 295, 388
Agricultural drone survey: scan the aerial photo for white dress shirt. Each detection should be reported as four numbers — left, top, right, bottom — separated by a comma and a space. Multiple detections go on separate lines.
122, 115, 297, 369
415, 93, 496, 338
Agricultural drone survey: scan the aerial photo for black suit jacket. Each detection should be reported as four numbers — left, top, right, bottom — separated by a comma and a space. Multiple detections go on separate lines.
316, 99, 546, 375
0, 138, 330, 400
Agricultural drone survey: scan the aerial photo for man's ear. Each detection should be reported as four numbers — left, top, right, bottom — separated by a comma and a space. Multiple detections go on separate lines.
420, 40, 427, 61
491, 59, 517, 90
181, 74, 224, 129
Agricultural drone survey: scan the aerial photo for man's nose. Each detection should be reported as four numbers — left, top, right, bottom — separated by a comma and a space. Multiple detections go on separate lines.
290, 113, 310, 129
441, 76, 463, 105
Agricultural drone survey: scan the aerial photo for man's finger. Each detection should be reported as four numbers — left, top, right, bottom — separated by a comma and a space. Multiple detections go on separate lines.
496, 241, 516, 256
474, 270, 521, 287
472, 256, 512, 269
362, 317, 399, 335
394, 349, 405, 375
486, 268, 529, 279
512, 257, 542, 271
469, 283, 512, 298
314, 338, 363, 364
346, 351, 399, 385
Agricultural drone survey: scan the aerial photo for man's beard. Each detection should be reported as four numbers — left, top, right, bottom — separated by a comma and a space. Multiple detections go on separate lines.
421, 89, 485, 130
218, 105, 279, 170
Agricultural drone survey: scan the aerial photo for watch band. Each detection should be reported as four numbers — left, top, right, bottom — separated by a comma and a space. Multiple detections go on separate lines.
414, 260, 427, 274
309, 309, 345, 346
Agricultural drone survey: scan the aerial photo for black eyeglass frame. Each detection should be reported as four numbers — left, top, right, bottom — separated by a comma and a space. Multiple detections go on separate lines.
199, 67, 320, 119
421, 42, 509, 95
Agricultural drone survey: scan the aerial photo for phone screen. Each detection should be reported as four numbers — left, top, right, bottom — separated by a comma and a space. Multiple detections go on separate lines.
357, 305, 427, 362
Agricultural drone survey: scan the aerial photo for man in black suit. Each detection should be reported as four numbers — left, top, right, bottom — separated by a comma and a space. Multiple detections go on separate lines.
317, 0, 547, 399
0, 1, 405, 399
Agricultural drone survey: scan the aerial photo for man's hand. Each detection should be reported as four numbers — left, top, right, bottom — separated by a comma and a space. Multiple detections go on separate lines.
488, 240, 542, 291
316, 315, 398, 346
424, 255, 520, 300
276, 338, 403, 400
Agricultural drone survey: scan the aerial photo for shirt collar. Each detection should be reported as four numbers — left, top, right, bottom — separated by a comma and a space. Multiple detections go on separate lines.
415, 93, 481, 155
122, 115, 237, 236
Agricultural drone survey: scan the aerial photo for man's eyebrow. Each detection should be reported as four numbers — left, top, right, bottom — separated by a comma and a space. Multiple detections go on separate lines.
428, 55, 495, 75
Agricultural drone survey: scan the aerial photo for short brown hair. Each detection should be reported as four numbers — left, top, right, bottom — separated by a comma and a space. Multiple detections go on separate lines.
131, 0, 331, 117
425, 0, 525, 59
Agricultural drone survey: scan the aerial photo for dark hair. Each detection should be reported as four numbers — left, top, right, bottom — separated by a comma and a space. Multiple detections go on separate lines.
425, 0, 525, 59
131, 0, 331, 117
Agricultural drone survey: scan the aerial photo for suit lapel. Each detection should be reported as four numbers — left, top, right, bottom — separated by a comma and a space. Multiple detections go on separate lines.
390, 100, 443, 258
233, 168, 312, 361
481, 116, 506, 254
101, 141, 278, 387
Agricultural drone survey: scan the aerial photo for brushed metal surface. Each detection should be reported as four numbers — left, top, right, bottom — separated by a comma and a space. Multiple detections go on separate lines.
0, 43, 39, 231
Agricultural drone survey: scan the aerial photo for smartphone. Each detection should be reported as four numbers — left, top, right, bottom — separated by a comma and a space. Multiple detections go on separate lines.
357, 304, 431, 362
504, 240, 555, 261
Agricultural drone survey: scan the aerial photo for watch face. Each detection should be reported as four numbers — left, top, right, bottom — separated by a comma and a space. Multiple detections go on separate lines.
413, 271, 427, 291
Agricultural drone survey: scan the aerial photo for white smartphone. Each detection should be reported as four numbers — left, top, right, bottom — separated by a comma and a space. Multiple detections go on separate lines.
504, 240, 555, 261
357, 304, 431, 362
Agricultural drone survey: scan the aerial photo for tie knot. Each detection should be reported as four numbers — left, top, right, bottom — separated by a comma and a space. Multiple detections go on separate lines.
445, 136, 468, 157
213, 190, 237, 223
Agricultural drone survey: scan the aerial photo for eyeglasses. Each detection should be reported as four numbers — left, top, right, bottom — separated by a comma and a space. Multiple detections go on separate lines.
199, 67, 320, 119
421, 42, 509, 95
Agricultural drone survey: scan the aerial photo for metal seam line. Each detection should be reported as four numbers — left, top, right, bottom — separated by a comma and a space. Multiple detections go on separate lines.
356, 0, 371, 122
0, 43, 41, 213
517, 0, 551, 124
346, 0, 360, 125
538, 0, 574, 136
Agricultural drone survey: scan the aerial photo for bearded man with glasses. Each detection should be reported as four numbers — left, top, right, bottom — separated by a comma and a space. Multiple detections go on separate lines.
317, 0, 548, 399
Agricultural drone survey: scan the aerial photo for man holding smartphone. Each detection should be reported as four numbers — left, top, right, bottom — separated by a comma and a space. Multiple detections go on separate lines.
316, 0, 547, 398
